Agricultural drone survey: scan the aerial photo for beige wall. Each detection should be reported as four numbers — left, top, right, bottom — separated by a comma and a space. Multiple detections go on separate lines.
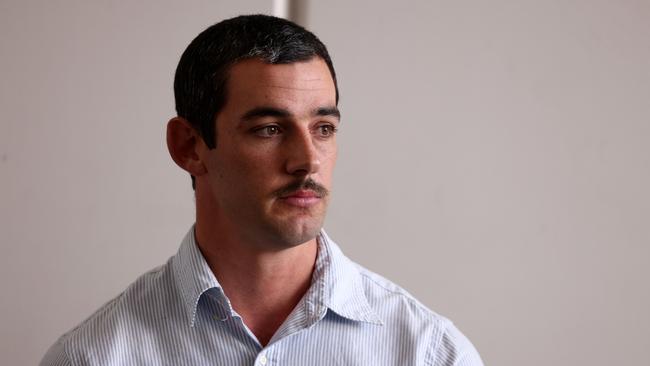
1, 1, 649, 365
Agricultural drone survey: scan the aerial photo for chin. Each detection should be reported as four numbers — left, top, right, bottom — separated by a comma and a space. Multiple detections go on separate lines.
266, 219, 323, 249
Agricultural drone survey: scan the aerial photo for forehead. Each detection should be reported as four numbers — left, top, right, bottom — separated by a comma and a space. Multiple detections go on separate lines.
223, 57, 336, 113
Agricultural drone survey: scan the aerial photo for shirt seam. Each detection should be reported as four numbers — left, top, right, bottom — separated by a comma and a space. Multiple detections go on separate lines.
357, 267, 433, 314
425, 318, 448, 366
60, 332, 76, 366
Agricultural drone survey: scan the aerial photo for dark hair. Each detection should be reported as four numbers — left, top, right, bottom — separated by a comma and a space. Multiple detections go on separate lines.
173, 15, 339, 188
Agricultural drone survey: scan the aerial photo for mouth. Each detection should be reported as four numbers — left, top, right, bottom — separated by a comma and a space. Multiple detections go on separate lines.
273, 178, 329, 209
275, 178, 329, 208
279, 189, 322, 208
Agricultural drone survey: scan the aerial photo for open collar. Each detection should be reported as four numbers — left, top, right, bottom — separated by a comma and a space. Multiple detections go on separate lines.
172, 226, 224, 327
172, 226, 383, 327
307, 230, 383, 325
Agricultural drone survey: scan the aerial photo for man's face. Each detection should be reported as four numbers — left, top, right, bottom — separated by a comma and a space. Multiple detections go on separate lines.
199, 57, 339, 249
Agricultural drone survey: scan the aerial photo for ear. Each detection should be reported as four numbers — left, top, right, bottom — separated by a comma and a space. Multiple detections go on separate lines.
166, 117, 208, 177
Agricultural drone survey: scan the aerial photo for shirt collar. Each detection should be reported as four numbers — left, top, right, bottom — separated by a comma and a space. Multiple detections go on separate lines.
309, 230, 383, 325
172, 226, 224, 327
172, 226, 383, 327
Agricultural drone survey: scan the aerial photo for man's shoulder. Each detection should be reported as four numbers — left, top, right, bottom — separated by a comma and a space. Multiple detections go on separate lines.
350, 263, 484, 366
41, 262, 178, 365
353, 262, 442, 322
72, 262, 174, 330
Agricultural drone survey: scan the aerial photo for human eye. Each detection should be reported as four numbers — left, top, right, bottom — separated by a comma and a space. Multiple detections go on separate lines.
316, 124, 338, 138
253, 125, 282, 137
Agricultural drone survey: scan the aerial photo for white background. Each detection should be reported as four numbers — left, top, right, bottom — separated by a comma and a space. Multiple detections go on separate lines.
1, 1, 648, 365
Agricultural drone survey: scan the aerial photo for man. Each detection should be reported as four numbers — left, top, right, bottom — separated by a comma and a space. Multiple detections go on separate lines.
41, 15, 483, 365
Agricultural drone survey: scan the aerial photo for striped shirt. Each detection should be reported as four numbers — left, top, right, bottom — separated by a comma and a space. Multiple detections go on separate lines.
41, 227, 483, 365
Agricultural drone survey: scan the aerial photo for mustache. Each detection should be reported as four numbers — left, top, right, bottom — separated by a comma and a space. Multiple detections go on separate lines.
273, 178, 329, 198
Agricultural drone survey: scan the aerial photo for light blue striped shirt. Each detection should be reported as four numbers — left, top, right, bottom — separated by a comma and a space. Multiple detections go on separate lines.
41, 228, 483, 365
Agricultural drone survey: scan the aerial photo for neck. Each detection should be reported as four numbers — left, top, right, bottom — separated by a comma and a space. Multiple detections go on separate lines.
194, 192, 318, 346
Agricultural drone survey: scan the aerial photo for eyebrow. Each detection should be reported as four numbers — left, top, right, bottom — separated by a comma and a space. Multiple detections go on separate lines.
240, 106, 341, 122
315, 107, 341, 119
241, 107, 291, 121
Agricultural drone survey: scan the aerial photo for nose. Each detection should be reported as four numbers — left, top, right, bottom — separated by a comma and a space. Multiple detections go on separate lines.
285, 130, 321, 176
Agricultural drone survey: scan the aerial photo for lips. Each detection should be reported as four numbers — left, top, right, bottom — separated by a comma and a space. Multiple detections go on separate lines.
282, 190, 320, 198
274, 178, 328, 209
280, 190, 322, 208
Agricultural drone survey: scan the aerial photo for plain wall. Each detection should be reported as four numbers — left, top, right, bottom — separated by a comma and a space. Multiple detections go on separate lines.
1, 1, 649, 365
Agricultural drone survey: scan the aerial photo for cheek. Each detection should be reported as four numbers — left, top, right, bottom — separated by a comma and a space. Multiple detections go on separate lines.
323, 144, 338, 166
319, 148, 337, 185
218, 146, 278, 185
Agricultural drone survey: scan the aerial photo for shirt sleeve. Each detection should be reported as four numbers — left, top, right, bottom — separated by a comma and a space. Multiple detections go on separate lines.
429, 320, 484, 366
40, 337, 73, 366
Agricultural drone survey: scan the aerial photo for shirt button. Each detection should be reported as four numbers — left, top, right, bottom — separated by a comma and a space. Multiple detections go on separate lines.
259, 354, 268, 365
